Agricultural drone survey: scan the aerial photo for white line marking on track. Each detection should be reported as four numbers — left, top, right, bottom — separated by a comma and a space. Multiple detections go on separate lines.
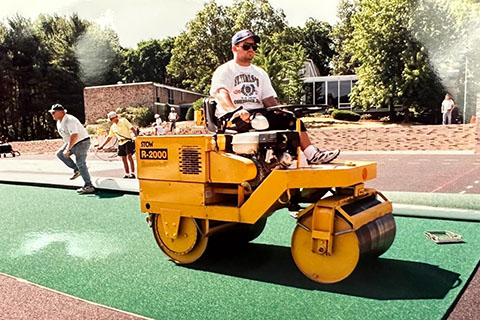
418, 159, 430, 161
466, 186, 473, 189
388, 159, 399, 161
459, 191, 466, 194
407, 162, 419, 165
444, 159, 459, 162
475, 181, 479, 184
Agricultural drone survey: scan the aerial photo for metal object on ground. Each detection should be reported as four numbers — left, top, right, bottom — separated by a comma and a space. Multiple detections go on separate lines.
425, 231, 463, 244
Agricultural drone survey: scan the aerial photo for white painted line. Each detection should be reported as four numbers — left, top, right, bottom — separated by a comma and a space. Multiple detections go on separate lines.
387, 159, 399, 161
444, 159, 460, 162
442, 163, 451, 165
418, 159, 430, 161
407, 162, 419, 165
475, 181, 479, 184
459, 190, 466, 194
466, 186, 473, 189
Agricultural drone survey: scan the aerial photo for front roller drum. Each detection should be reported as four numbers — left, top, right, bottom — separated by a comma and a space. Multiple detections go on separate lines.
152, 214, 208, 264
291, 200, 396, 284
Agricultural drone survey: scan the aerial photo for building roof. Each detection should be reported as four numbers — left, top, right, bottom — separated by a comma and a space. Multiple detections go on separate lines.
84, 81, 205, 96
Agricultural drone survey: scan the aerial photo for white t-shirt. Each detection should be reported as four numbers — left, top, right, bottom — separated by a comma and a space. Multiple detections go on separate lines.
57, 114, 90, 145
210, 60, 277, 117
441, 99, 455, 113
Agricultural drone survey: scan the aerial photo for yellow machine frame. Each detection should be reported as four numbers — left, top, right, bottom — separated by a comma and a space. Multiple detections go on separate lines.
137, 132, 395, 284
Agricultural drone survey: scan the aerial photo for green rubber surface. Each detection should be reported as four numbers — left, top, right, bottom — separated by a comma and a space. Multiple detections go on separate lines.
1, 183, 480, 320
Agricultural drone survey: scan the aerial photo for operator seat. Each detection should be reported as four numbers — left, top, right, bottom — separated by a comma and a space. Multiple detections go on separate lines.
203, 97, 219, 133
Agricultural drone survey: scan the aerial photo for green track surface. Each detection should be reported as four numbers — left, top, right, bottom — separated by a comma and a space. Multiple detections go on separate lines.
1, 183, 480, 320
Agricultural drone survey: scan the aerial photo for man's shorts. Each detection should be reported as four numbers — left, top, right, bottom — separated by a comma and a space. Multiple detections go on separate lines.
118, 140, 135, 156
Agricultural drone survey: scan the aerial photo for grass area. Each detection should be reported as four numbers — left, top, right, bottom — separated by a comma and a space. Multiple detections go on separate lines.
1, 183, 479, 320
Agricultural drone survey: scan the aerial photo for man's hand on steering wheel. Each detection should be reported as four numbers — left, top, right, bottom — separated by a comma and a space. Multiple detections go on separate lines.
234, 109, 250, 122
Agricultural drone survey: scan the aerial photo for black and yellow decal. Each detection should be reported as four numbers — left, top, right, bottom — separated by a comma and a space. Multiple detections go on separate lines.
139, 148, 168, 160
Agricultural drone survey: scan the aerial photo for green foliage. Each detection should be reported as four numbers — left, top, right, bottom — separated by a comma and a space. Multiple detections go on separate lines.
284, 19, 334, 76
341, 0, 445, 122
192, 98, 204, 111
253, 39, 307, 103
185, 107, 195, 120
115, 107, 154, 127
75, 24, 123, 86
332, 0, 359, 75
0, 13, 123, 141
120, 38, 175, 84
331, 110, 361, 121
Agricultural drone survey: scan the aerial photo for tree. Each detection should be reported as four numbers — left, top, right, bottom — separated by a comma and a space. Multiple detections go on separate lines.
253, 35, 307, 103
290, 19, 334, 76
120, 37, 175, 84
346, 0, 445, 121
75, 24, 123, 86
332, 0, 359, 75
0, 13, 123, 140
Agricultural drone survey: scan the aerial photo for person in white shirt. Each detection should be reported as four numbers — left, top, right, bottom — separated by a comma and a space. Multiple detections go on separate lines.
154, 114, 165, 135
49, 104, 94, 194
168, 108, 180, 132
210, 29, 340, 164
441, 93, 455, 125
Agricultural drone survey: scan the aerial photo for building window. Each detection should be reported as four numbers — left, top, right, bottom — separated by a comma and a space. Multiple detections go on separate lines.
314, 82, 326, 105
167, 89, 174, 104
339, 80, 351, 108
156, 87, 161, 103
327, 81, 338, 108
302, 83, 313, 104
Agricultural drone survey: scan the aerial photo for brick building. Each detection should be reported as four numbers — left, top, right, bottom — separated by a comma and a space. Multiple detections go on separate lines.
83, 82, 206, 124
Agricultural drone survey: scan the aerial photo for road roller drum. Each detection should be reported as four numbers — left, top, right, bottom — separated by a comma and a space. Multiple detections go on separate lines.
291, 191, 396, 283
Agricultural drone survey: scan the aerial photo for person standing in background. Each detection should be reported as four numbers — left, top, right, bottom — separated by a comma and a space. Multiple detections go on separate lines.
168, 107, 180, 133
441, 93, 455, 125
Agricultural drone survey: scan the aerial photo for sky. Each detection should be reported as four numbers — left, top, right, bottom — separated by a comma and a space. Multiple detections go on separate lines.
0, 0, 341, 48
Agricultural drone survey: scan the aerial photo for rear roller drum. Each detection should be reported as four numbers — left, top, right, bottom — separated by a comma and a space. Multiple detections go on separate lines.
152, 214, 208, 264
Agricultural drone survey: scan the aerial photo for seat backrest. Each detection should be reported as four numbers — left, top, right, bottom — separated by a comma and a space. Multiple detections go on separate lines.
203, 97, 218, 132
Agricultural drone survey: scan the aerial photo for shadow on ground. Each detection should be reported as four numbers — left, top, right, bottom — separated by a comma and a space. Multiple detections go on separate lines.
187, 242, 460, 300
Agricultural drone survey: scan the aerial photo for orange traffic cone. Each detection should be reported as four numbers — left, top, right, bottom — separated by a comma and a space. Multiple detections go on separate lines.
470, 115, 476, 124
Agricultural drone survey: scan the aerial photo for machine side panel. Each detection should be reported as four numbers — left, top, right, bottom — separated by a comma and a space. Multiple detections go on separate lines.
136, 136, 212, 183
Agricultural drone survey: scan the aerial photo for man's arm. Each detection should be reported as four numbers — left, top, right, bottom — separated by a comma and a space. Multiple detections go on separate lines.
213, 88, 237, 112
130, 127, 138, 137
214, 88, 249, 120
263, 96, 278, 108
64, 133, 79, 156
98, 136, 113, 150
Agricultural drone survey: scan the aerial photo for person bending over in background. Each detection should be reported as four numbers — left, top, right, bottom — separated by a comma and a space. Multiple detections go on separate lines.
98, 111, 137, 178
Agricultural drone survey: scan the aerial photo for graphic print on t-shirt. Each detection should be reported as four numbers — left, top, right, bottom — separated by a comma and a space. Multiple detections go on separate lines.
233, 73, 261, 105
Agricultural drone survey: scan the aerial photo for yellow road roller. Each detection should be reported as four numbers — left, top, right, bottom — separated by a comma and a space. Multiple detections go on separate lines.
136, 104, 396, 284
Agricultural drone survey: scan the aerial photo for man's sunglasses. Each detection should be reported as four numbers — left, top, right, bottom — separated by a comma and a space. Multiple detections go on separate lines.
239, 43, 258, 51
